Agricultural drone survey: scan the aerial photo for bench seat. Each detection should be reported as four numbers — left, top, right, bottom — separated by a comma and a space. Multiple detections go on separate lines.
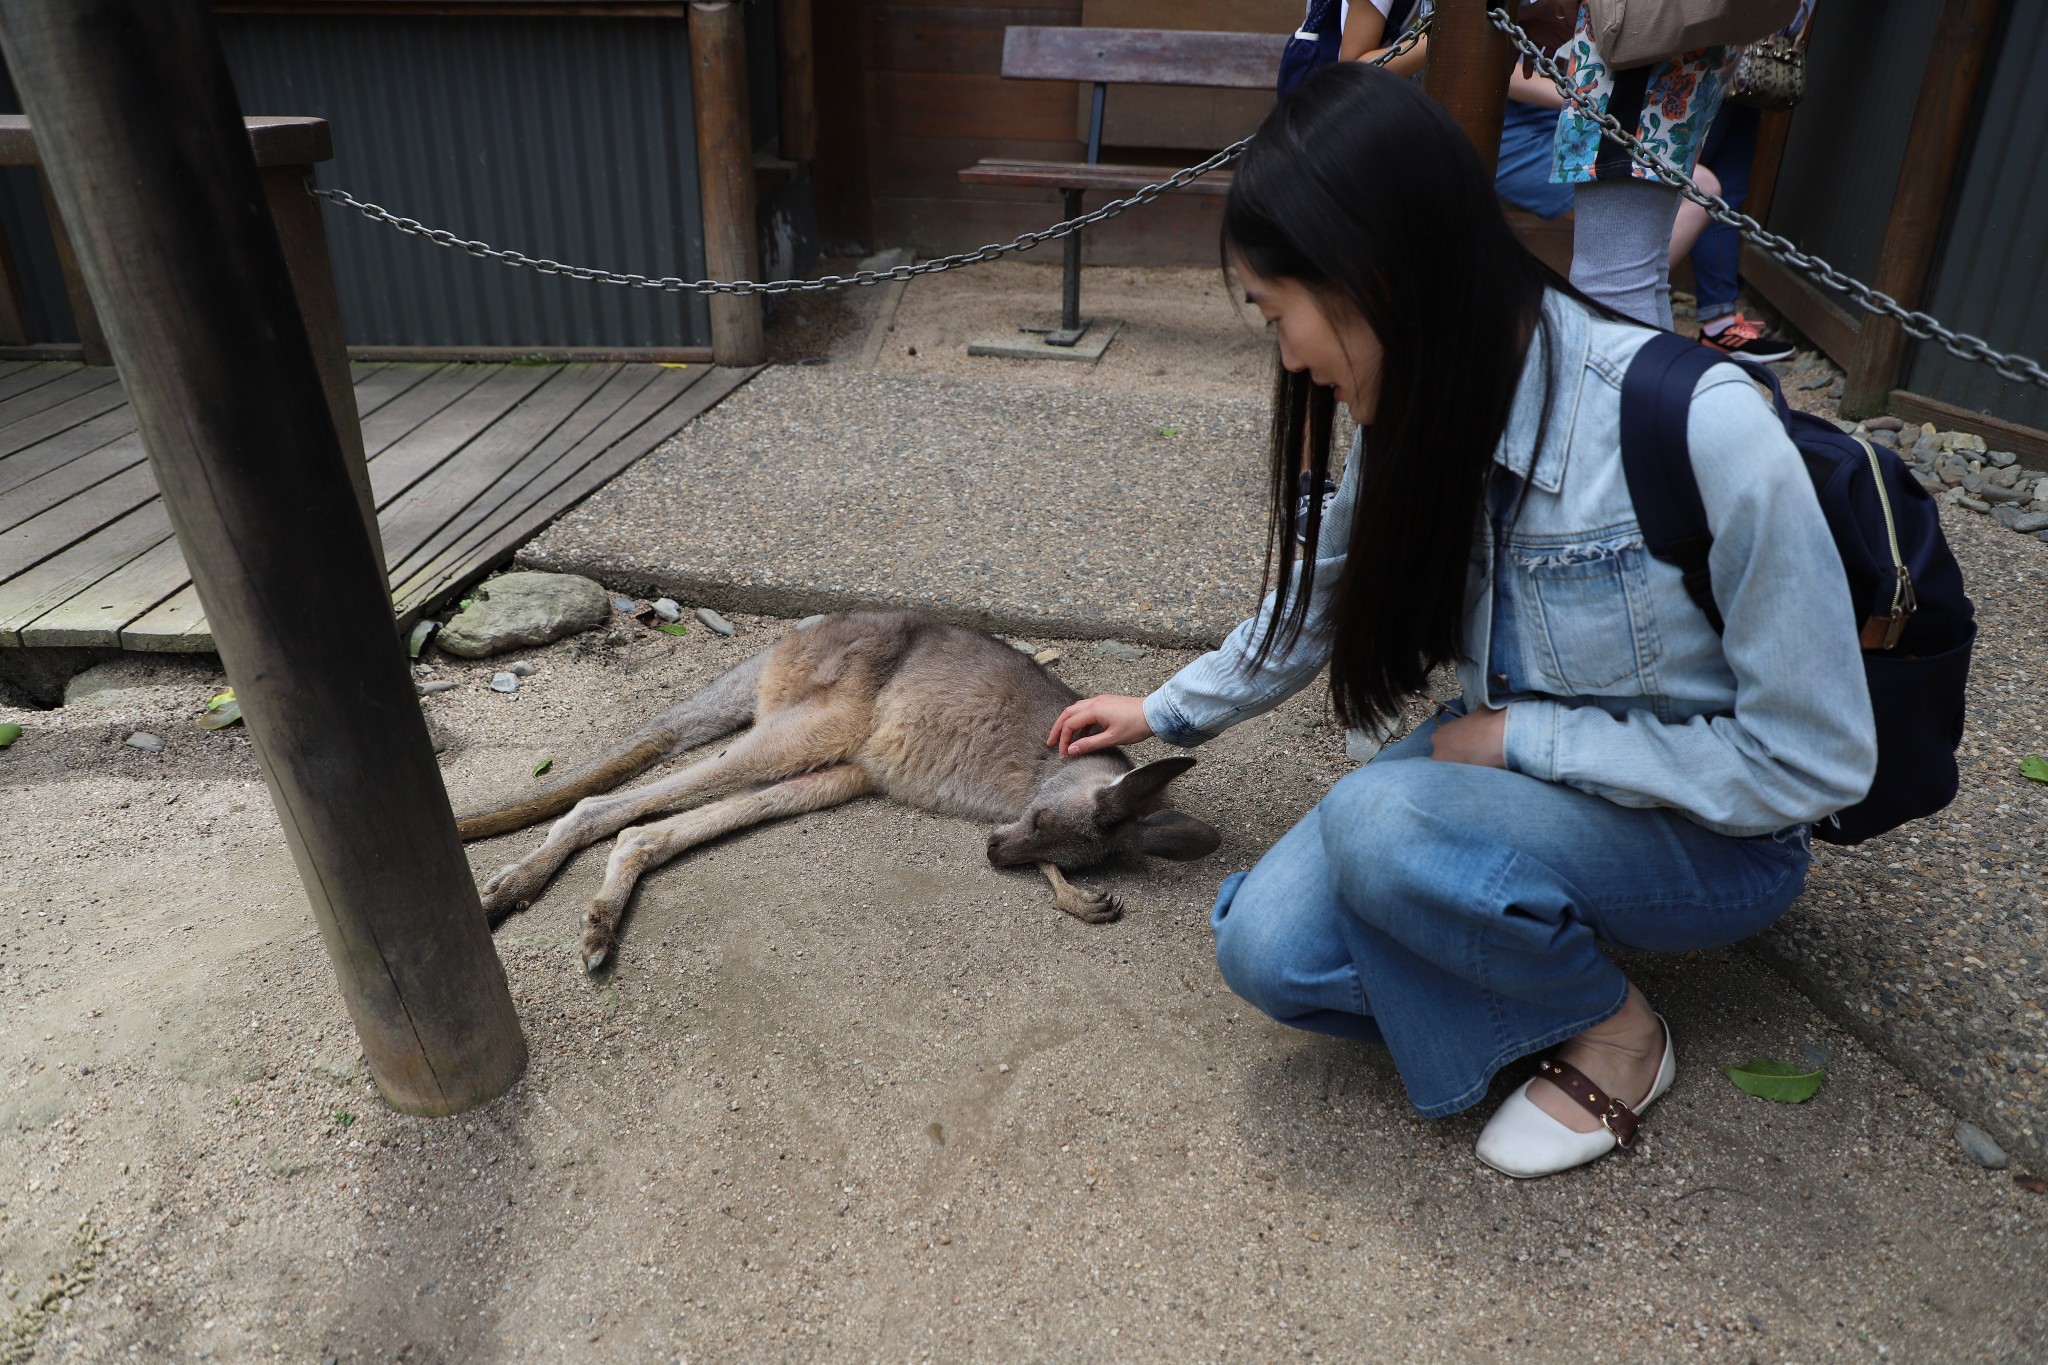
959, 158, 1233, 197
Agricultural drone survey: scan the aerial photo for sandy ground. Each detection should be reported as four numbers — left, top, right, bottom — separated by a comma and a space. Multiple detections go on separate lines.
3, 610, 2045, 1364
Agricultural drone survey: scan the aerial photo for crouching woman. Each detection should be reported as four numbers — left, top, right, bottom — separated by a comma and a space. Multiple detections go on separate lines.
1050, 63, 1875, 1178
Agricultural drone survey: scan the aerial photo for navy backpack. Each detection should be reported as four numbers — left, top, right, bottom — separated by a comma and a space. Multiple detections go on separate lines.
1619, 332, 1976, 845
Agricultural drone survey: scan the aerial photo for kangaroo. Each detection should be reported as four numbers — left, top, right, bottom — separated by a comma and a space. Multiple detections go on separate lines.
454, 610, 1222, 971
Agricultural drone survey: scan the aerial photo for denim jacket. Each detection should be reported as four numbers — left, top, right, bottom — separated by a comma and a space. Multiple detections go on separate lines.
1143, 290, 1878, 838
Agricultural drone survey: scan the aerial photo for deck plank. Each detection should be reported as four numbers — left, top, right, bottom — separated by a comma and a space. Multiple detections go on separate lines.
0, 373, 130, 458
391, 367, 750, 620
0, 501, 173, 645
0, 462, 159, 581
0, 410, 140, 504
16, 521, 188, 648
350, 362, 443, 421
365, 365, 557, 509
0, 362, 98, 409
358, 364, 499, 459
373, 364, 624, 573
117, 581, 210, 652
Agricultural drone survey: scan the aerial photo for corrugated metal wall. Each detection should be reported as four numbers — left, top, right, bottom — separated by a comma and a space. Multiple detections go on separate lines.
0, 13, 732, 349
1764, 1, 1947, 306
220, 13, 711, 348
1902, 1, 2048, 431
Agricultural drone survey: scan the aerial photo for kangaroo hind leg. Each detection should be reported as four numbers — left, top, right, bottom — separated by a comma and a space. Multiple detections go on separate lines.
480, 698, 850, 922
581, 763, 875, 972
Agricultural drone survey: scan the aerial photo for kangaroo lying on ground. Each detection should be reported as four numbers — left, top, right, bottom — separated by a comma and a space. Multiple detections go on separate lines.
454, 610, 1222, 971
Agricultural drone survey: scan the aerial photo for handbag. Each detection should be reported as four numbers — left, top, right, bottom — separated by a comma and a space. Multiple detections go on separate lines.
1585, 0, 1800, 70
1728, 6, 1814, 109
1276, 0, 1343, 99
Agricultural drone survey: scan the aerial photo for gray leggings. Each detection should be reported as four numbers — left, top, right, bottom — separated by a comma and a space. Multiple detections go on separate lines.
1570, 178, 1681, 330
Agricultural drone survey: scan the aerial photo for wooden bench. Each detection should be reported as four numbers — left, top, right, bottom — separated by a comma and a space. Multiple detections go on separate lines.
959, 26, 1284, 350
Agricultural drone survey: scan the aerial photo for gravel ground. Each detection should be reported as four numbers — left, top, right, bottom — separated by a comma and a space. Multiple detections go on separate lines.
3, 611, 2045, 1363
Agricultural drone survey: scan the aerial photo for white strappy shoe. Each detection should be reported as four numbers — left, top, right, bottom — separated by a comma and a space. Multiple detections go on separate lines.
1475, 1016, 1676, 1179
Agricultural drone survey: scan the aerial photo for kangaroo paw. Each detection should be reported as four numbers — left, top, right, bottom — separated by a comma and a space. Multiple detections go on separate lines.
1054, 884, 1123, 925
580, 911, 618, 974
480, 859, 554, 921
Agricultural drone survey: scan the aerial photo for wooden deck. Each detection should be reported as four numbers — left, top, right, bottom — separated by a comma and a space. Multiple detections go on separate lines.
0, 358, 752, 652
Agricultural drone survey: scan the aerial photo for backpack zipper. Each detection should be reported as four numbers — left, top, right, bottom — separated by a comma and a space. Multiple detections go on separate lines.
1855, 436, 1915, 650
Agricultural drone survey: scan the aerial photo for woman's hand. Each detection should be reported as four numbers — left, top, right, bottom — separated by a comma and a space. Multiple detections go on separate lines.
1430, 706, 1508, 767
1049, 694, 1152, 756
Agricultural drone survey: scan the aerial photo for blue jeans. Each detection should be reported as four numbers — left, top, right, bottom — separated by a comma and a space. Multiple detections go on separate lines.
1209, 717, 1811, 1118
1497, 101, 1572, 219
1692, 103, 1760, 320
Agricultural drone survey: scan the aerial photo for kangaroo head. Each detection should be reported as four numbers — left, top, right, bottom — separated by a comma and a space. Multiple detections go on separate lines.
986, 755, 1220, 870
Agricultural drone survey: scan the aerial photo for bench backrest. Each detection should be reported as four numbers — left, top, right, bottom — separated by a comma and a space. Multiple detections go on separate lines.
1000, 26, 1285, 90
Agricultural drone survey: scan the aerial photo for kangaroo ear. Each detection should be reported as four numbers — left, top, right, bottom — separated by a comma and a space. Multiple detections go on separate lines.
1095, 755, 1197, 820
1114, 810, 1221, 861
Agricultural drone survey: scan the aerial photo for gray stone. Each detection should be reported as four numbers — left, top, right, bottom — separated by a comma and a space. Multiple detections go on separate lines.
417, 680, 459, 696
1955, 1122, 2008, 1170
652, 598, 683, 623
2007, 511, 2048, 534
506, 661, 536, 677
1008, 638, 1039, 655
489, 672, 520, 694
1958, 496, 1991, 513
1945, 431, 1988, 455
1961, 472, 1986, 494
611, 595, 638, 613
1094, 640, 1149, 661
796, 614, 827, 630
1868, 429, 1899, 448
1797, 1043, 1832, 1070
1978, 484, 2027, 505
1911, 471, 1944, 493
124, 731, 165, 752
437, 572, 610, 659
1798, 369, 1837, 391
1832, 418, 1860, 435
966, 319, 1122, 363
1864, 415, 1905, 432
1987, 465, 2020, 488
1936, 464, 1967, 486
1986, 449, 2017, 468
695, 607, 737, 637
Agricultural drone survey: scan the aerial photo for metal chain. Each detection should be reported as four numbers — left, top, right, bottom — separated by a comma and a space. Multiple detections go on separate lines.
1485, 5, 2048, 390
309, 17, 1432, 297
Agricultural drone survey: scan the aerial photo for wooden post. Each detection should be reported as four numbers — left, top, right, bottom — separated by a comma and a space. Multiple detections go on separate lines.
777, 0, 816, 166
1838, 0, 2001, 418
0, 0, 527, 1117
0, 215, 28, 346
35, 166, 109, 364
1422, 0, 1512, 176
690, 0, 766, 366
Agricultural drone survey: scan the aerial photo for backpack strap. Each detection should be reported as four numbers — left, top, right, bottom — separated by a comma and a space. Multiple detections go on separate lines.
1619, 333, 1727, 636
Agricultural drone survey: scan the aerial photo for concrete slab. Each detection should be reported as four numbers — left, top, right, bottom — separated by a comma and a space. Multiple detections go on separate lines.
967, 319, 1123, 363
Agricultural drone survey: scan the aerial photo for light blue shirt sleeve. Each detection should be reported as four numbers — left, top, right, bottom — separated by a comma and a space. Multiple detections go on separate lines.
1142, 433, 1361, 747
1502, 374, 1879, 834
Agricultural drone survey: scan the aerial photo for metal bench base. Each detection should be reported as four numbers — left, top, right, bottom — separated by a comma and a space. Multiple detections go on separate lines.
967, 318, 1122, 363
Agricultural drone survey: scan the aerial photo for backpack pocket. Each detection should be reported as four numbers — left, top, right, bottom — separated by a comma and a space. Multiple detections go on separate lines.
1816, 624, 1974, 845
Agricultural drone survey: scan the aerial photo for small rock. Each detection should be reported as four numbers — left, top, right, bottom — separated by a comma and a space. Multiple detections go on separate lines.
1936, 463, 1967, 486
1942, 485, 1969, 505
1094, 640, 1148, 661
506, 661, 536, 677
611, 595, 638, 613
1911, 470, 1944, 493
1961, 472, 1985, 494
124, 731, 165, 752
1832, 418, 1859, 435
1945, 431, 1988, 455
1798, 369, 1837, 391
796, 615, 827, 630
1987, 465, 2020, 488
489, 673, 520, 693
1008, 639, 1039, 655
651, 598, 683, 623
1957, 496, 1991, 513
1978, 484, 2026, 505
695, 607, 736, 637
417, 681, 459, 696
1797, 1043, 1831, 1069
2008, 510, 2048, 534
1986, 449, 2016, 468
2035, 479, 2048, 503
438, 572, 610, 659
1032, 648, 1062, 665
1955, 1122, 2008, 1170
1864, 415, 1905, 432
1867, 429, 1899, 448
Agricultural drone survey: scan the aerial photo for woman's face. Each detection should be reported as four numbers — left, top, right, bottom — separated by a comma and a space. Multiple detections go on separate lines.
1238, 261, 1383, 422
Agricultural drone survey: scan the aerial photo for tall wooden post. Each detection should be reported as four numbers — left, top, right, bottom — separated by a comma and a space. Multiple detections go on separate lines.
0, 0, 527, 1117
777, 0, 816, 167
691, 0, 766, 366
1423, 0, 1512, 176
1837, 0, 2001, 418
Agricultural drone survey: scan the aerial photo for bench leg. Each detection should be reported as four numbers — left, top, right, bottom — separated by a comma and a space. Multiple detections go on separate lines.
1020, 187, 1090, 347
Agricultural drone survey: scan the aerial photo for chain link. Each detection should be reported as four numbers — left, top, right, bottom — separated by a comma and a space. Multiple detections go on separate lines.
310, 17, 1431, 297
1485, 5, 2048, 390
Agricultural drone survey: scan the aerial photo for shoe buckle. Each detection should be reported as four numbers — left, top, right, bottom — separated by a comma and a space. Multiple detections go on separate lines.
1600, 1099, 1638, 1145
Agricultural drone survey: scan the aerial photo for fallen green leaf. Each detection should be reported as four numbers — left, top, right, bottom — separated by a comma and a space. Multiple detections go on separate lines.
205, 688, 236, 711
2022, 755, 2048, 783
458, 597, 476, 612
532, 758, 553, 778
196, 699, 243, 730
0, 722, 19, 748
333, 1108, 356, 1129
1159, 426, 1180, 437
407, 619, 439, 659
1723, 1058, 1825, 1103
657, 623, 689, 637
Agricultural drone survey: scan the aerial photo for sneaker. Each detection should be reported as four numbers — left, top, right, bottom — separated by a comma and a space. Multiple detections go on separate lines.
1699, 313, 1797, 363
1294, 471, 1338, 544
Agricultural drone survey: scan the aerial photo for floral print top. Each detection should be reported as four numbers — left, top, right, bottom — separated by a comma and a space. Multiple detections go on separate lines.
1551, 3, 1730, 185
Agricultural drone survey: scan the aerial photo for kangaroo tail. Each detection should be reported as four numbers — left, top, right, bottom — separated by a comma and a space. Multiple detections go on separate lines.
454, 650, 770, 840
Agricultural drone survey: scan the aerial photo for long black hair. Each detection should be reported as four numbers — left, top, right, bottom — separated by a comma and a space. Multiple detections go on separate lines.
1226, 61, 1563, 734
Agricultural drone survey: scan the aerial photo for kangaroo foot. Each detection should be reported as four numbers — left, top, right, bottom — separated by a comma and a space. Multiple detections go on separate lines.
1037, 861, 1123, 925
479, 859, 554, 921
580, 902, 623, 974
